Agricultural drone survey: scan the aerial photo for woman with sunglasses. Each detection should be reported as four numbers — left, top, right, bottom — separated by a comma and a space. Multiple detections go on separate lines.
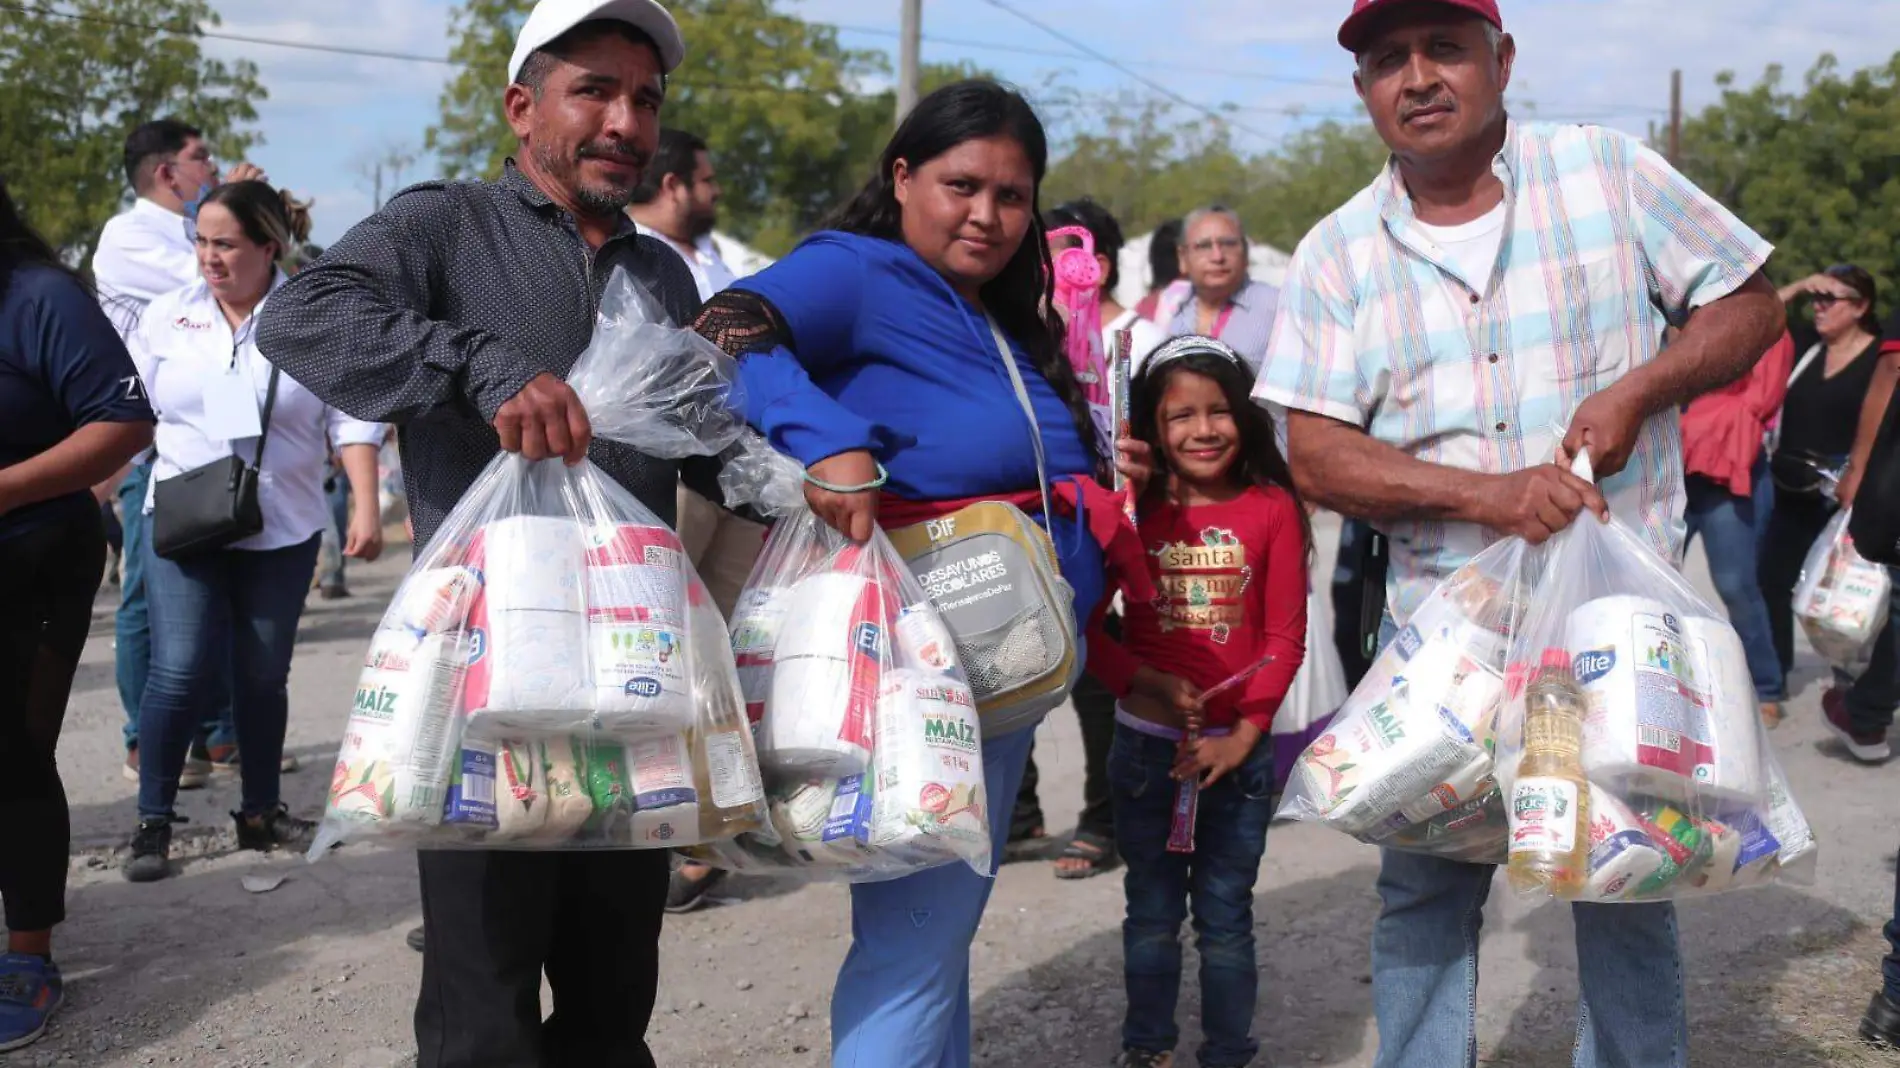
1760, 265, 1894, 742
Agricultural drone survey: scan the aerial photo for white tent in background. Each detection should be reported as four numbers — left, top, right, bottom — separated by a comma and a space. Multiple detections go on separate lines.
1112, 230, 1292, 311
711, 232, 776, 281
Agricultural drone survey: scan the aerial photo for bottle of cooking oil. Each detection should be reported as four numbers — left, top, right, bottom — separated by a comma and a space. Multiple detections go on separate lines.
1508, 648, 1592, 897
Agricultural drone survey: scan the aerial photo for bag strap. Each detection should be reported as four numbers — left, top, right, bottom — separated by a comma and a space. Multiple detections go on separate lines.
985, 313, 1057, 533
251, 365, 282, 470
1789, 343, 1824, 389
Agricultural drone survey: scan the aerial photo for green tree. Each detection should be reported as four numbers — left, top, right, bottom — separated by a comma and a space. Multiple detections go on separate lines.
428, 0, 889, 255
1678, 53, 1900, 308
1045, 95, 1386, 253
0, 0, 265, 258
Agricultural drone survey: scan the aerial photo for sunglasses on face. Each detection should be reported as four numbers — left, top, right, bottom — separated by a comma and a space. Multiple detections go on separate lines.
1811, 294, 1853, 310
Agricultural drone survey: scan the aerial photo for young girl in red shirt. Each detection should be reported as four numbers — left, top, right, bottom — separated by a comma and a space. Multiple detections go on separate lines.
1091, 336, 1309, 1068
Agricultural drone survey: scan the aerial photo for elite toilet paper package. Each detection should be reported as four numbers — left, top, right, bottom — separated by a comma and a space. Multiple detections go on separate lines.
309, 266, 759, 858
1564, 595, 1703, 792
759, 567, 893, 776
1681, 616, 1764, 805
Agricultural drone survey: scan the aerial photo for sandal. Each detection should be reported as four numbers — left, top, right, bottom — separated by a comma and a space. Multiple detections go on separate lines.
1002, 826, 1051, 863
1053, 831, 1119, 880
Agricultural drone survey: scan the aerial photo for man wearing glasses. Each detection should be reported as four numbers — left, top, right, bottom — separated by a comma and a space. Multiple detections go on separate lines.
1167, 205, 1280, 372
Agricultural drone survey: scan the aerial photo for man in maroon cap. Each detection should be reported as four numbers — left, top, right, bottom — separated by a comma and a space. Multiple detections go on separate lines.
1255, 1, 1786, 1066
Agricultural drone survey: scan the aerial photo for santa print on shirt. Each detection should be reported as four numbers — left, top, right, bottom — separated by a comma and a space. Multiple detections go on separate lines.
1151, 525, 1254, 645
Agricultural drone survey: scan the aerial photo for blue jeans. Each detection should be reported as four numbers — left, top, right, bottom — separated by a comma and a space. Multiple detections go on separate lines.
1110, 725, 1275, 1066
831, 724, 1035, 1068
316, 459, 353, 589
1370, 618, 1687, 1068
136, 534, 320, 820
1682, 469, 1785, 701
115, 463, 235, 753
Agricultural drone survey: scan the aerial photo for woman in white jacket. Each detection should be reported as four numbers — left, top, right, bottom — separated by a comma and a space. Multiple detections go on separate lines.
122, 181, 385, 883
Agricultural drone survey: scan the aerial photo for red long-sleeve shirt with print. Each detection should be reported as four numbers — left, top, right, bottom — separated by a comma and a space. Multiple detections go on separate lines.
1088, 485, 1308, 734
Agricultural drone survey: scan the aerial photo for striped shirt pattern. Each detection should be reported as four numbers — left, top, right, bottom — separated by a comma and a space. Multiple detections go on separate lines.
1254, 122, 1773, 619
1169, 277, 1281, 373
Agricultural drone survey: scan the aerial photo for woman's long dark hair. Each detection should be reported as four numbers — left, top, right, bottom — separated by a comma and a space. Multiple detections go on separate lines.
823, 79, 1102, 468
1132, 345, 1313, 562
0, 178, 83, 302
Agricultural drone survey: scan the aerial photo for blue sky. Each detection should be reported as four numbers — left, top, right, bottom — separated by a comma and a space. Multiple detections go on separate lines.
198, 0, 1892, 247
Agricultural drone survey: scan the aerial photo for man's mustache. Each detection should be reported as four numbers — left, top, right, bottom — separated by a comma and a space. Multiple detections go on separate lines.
1401, 95, 1455, 121
577, 142, 648, 168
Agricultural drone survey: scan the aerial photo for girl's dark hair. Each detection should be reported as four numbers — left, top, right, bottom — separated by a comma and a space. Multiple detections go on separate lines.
1132, 348, 1313, 562
0, 178, 84, 302
1045, 197, 1125, 293
824, 79, 1102, 468
1823, 263, 1881, 336
199, 180, 296, 261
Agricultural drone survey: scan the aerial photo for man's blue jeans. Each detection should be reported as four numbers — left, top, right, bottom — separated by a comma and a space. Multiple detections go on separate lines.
1683, 469, 1785, 702
116, 464, 235, 752
136, 534, 320, 820
1370, 618, 1687, 1068
1110, 724, 1276, 1067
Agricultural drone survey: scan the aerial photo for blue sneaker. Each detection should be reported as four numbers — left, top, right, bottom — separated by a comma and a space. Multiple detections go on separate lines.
0, 953, 63, 1052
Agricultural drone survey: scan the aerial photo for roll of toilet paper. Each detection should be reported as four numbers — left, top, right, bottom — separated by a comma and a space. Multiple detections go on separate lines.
1681, 616, 1765, 806
589, 614, 693, 734
534, 740, 594, 842
731, 586, 794, 725
442, 743, 499, 830
491, 739, 551, 840
473, 516, 587, 614
463, 608, 594, 735
393, 567, 484, 634
327, 631, 464, 826
1293, 669, 1494, 840
762, 655, 877, 776
1564, 596, 1699, 790
1581, 787, 1667, 902
774, 572, 883, 662
867, 670, 987, 858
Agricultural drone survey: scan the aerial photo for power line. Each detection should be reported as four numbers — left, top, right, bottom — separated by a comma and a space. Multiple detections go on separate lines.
970, 0, 1281, 142
2, 1, 461, 65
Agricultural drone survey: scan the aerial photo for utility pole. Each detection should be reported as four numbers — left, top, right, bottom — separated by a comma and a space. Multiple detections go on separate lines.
1668, 69, 1682, 165
897, 0, 921, 126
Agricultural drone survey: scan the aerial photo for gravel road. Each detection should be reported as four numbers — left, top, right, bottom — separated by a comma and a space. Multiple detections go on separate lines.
8, 515, 1896, 1068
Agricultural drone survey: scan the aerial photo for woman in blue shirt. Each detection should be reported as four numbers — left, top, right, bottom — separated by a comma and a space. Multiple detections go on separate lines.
695, 81, 1136, 1067
0, 178, 155, 1052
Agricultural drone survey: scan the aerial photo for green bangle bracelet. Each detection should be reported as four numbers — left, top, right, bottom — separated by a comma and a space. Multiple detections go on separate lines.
803, 462, 890, 494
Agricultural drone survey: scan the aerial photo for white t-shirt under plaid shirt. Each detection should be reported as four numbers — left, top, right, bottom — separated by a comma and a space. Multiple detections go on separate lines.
1253, 122, 1773, 620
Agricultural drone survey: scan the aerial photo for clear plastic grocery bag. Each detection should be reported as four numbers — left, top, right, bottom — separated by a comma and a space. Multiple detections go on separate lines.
1495, 454, 1816, 902
311, 269, 768, 855
1276, 536, 1531, 864
1793, 508, 1893, 675
683, 438, 993, 881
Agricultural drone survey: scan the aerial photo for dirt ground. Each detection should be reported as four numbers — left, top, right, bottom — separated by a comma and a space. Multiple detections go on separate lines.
7, 515, 1897, 1068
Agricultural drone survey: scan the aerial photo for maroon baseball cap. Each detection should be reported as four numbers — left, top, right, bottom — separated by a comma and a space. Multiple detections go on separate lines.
1337, 0, 1503, 53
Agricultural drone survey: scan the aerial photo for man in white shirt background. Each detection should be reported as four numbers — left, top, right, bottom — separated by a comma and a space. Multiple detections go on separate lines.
91, 118, 264, 787
627, 127, 733, 301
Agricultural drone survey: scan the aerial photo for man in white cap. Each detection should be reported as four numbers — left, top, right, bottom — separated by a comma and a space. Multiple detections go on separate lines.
257, 2, 700, 1064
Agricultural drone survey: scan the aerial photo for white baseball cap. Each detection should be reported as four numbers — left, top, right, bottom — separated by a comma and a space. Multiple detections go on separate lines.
507, 0, 686, 83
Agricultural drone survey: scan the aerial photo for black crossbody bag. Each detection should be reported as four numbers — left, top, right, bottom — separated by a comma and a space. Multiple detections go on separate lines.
153, 366, 281, 560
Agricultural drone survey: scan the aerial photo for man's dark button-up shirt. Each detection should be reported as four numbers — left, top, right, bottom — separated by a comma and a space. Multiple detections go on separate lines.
256, 162, 703, 548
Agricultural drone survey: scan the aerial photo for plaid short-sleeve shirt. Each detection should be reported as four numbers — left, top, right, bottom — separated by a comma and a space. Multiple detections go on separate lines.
1254, 121, 1773, 619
